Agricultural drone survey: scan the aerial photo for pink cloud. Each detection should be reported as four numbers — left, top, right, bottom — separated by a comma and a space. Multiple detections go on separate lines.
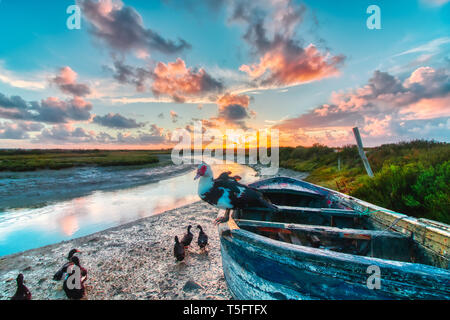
240, 44, 344, 88
151, 58, 223, 102
275, 66, 450, 146
51, 66, 91, 97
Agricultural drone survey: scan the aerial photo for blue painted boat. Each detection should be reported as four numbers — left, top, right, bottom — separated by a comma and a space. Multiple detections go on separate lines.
218, 176, 450, 300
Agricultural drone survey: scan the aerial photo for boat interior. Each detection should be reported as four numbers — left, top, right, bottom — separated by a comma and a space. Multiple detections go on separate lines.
231, 186, 441, 266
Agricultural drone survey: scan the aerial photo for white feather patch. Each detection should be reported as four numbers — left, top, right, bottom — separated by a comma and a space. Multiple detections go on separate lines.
216, 187, 233, 209
236, 186, 246, 198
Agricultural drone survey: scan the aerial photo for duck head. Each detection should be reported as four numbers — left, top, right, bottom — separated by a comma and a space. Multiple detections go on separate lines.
194, 163, 213, 180
16, 273, 24, 286
68, 249, 80, 260
70, 256, 81, 267
197, 225, 203, 232
175, 236, 180, 243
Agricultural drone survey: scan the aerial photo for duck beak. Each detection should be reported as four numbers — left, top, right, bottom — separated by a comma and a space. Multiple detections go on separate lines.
194, 173, 201, 180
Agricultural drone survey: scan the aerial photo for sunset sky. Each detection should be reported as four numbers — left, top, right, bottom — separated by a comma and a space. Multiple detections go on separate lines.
0, 0, 449, 149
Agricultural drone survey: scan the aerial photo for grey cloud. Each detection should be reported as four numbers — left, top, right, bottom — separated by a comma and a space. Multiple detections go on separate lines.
0, 92, 93, 124
112, 59, 152, 92
0, 94, 28, 109
34, 123, 168, 145
93, 113, 144, 129
50, 67, 92, 97
51, 78, 91, 97
219, 104, 249, 121
37, 125, 94, 143
79, 0, 191, 54
0, 121, 44, 140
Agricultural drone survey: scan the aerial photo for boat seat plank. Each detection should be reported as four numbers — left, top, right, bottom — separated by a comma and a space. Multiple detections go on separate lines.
290, 234, 304, 246
235, 219, 409, 241
277, 232, 292, 244
246, 205, 360, 218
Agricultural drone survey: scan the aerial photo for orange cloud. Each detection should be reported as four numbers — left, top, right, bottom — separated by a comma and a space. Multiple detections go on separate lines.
209, 93, 254, 129
151, 58, 223, 102
240, 44, 344, 88
51, 66, 91, 97
399, 96, 450, 120
217, 93, 250, 109
274, 66, 450, 146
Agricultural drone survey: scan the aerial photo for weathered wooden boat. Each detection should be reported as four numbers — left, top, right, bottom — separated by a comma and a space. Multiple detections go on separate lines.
218, 176, 450, 300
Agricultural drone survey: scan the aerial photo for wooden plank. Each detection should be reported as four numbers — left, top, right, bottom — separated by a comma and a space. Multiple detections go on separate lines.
236, 219, 408, 241
353, 127, 374, 177
259, 188, 324, 198
248, 205, 361, 219
308, 235, 321, 248
290, 233, 304, 246
278, 232, 292, 244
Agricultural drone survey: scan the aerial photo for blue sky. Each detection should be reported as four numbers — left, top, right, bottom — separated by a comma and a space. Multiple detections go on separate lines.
0, 0, 448, 148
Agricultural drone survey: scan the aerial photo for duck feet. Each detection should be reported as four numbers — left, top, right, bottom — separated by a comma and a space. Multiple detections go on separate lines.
214, 216, 228, 224
214, 209, 230, 225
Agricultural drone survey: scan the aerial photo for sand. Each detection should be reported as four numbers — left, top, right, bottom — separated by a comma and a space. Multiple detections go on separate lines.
0, 201, 228, 300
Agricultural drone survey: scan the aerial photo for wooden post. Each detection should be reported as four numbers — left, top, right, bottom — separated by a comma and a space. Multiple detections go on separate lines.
352, 127, 374, 177
337, 155, 341, 171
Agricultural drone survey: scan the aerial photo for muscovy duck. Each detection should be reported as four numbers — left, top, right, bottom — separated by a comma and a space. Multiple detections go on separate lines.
195, 163, 278, 223
10, 274, 32, 300
71, 256, 88, 283
63, 270, 85, 300
174, 236, 185, 261
197, 225, 208, 249
63, 256, 87, 300
181, 225, 193, 247
53, 248, 80, 281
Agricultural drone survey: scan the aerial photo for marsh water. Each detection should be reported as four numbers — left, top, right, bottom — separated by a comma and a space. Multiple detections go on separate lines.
0, 161, 257, 256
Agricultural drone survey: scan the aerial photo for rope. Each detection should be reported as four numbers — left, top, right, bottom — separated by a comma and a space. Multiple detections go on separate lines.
358, 207, 404, 217
356, 208, 449, 262
358, 208, 381, 217
354, 207, 408, 257
369, 215, 409, 257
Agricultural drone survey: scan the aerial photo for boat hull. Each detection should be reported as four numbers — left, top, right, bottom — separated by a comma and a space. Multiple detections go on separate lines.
219, 224, 450, 300
218, 176, 450, 299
